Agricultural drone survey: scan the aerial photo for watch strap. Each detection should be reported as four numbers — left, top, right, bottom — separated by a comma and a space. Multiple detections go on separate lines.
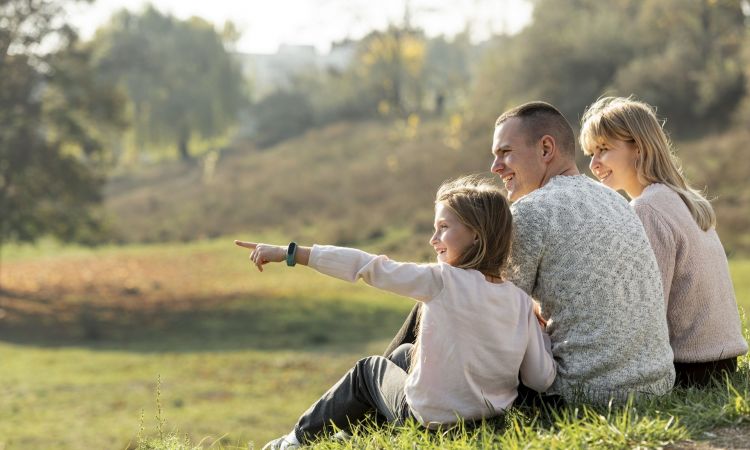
286, 242, 298, 267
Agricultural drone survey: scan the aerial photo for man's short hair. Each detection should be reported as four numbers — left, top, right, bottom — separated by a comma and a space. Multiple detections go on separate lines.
495, 101, 576, 157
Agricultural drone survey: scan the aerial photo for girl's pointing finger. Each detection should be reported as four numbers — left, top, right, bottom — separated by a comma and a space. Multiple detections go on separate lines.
235, 240, 258, 249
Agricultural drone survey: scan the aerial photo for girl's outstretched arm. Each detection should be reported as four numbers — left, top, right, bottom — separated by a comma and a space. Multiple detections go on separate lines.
235, 241, 444, 302
235, 240, 310, 271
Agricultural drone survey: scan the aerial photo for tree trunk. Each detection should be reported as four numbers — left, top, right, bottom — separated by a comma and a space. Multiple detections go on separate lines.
178, 129, 190, 161
0, 236, 3, 294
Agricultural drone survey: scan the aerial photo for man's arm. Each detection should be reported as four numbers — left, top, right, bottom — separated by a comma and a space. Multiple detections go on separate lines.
520, 306, 557, 392
505, 201, 546, 297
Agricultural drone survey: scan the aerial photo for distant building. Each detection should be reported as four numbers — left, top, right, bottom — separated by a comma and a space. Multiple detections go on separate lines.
234, 42, 356, 98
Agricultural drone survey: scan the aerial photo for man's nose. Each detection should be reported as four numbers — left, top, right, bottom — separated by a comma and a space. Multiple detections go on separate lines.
491, 156, 503, 173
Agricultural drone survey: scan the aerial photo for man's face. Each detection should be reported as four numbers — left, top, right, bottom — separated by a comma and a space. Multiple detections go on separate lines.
490, 117, 547, 202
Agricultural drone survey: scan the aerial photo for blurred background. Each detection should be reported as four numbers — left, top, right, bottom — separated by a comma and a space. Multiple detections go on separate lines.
1, 0, 750, 448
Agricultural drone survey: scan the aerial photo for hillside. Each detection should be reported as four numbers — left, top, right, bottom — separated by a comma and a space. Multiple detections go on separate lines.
103, 119, 490, 259
103, 119, 750, 256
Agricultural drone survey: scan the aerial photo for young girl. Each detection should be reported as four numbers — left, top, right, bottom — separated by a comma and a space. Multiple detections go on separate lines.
235, 176, 556, 449
580, 96, 748, 387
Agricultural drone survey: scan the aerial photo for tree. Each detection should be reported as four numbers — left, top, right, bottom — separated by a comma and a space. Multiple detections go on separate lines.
424, 32, 473, 115
470, 0, 747, 134
252, 91, 314, 148
471, 0, 639, 126
735, 18, 750, 125
611, 0, 746, 133
0, 0, 125, 286
356, 26, 428, 117
92, 7, 248, 161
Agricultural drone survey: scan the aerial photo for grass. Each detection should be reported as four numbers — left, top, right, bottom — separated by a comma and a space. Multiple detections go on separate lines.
0, 239, 749, 449
304, 371, 750, 449
0, 237, 413, 448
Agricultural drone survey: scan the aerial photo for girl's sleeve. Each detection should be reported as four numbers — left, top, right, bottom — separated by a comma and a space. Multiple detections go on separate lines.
519, 303, 557, 392
308, 245, 444, 302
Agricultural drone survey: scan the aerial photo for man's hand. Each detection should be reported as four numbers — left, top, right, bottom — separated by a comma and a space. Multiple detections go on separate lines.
235, 240, 286, 272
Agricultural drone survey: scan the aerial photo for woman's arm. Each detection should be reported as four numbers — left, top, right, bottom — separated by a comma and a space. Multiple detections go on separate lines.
235, 241, 444, 302
633, 205, 676, 306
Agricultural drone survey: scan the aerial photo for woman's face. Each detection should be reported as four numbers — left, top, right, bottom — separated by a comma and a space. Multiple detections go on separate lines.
430, 202, 476, 265
588, 138, 641, 195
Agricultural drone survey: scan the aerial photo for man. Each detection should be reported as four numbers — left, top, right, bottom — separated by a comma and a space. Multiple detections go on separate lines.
386, 101, 674, 404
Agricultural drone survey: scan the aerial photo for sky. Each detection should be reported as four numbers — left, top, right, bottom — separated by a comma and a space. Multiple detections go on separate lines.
67, 0, 533, 54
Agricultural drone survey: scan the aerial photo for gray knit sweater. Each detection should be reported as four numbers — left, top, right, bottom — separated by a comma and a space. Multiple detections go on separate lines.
507, 175, 675, 402
631, 183, 747, 363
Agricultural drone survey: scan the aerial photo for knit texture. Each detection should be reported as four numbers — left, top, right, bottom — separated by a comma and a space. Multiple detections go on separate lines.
507, 175, 675, 402
631, 183, 748, 363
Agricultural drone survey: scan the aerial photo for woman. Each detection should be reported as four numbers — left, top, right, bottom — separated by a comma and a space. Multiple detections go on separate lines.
580, 96, 747, 387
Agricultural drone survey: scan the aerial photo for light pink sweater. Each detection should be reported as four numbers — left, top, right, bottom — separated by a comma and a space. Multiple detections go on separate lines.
309, 245, 556, 427
631, 184, 748, 363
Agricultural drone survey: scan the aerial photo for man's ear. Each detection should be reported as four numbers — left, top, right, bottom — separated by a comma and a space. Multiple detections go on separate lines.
540, 135, 556, 162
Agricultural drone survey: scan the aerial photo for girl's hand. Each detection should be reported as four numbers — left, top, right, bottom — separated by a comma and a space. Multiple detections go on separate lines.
533, 300, 547, 329
235, 240, 285, 272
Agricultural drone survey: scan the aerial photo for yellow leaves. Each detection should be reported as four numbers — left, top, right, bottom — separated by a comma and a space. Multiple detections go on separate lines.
386, 155, 399, 173
404, 113, 421, 140
378, 100, 391, 116
359, 32, 426, 77
444, 113, 464, 150
389, 113, 421, 142
401, 37, 426, 77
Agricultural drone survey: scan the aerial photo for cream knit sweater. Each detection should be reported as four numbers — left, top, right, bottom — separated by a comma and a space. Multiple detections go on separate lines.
508, 175, 674, 403
631, 183, 748, 363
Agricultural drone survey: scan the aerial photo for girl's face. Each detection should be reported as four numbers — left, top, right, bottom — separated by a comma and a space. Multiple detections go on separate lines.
588, 138, 642, 196
430, 202, 477, 265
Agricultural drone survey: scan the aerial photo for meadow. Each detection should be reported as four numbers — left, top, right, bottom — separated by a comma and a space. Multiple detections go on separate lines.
0, 236, 414, 448
1, 238, 749, 449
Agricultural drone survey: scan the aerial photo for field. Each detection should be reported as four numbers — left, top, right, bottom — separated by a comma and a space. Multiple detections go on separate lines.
1, 239, 749, 449
0, 237, 415, 448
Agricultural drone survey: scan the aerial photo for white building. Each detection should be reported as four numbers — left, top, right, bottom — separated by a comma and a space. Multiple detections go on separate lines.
234, 42, 356, 98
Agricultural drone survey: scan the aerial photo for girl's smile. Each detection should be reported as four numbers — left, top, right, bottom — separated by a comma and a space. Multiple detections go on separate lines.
430, 202, 476, 265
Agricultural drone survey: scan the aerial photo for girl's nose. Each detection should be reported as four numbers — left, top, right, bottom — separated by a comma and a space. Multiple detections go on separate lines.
429, 232, 439, 245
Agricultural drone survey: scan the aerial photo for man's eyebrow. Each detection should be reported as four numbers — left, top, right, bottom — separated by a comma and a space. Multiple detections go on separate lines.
493, 144, 511, 154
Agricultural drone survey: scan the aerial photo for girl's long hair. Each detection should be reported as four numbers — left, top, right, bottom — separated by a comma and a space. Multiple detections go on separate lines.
580, 96, 715, 230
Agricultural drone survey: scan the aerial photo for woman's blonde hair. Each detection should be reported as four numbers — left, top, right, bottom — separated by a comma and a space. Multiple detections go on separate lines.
435, 175, 513, 278
580, 96, 716, 230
